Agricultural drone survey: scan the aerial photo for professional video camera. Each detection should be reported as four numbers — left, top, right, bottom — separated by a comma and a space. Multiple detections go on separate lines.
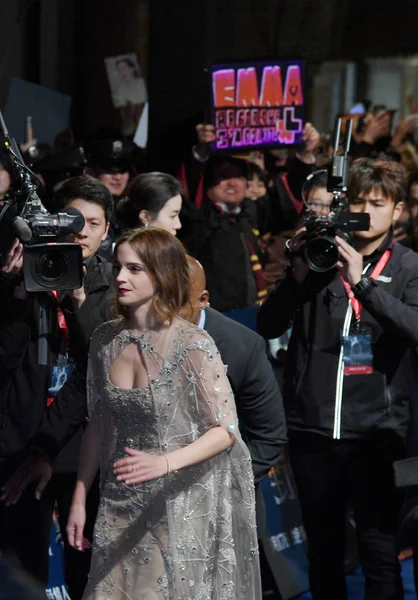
302, 117, 370, 273
0, 111, 84, 292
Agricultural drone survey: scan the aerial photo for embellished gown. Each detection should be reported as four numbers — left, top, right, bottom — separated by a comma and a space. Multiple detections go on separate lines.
82, 317, 262, 600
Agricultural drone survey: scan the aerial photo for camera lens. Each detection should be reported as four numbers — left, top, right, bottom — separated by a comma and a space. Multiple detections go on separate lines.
37, 252, 68, 281
305, 236, 339, 273
23, 242, 83, 292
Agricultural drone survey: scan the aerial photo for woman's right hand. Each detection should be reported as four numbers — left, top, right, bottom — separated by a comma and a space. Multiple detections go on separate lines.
67, 501, 91, 552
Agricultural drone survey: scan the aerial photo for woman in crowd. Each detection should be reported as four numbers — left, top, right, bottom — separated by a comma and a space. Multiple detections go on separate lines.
117, 171, 183, 236
66, 227, 261, 600
246, 162, 268, 201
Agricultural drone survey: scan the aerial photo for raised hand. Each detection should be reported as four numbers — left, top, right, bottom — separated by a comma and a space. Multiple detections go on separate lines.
335, 235, 363, 286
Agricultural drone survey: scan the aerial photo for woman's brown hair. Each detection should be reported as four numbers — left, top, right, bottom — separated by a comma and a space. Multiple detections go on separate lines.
112, 227, 190, 323
348, 158, 407, 205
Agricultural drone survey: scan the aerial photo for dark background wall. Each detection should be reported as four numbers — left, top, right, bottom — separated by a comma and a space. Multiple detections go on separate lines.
1, 0, 418, 155
145, 0, 418, 167
146, 0, 352, 168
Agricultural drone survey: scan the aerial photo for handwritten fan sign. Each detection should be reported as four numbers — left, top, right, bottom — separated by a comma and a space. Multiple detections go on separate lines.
210, 60, 306, 152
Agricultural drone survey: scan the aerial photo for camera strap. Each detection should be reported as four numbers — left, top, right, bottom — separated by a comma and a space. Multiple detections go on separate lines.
340, 249, 391, 321
51, 290, 69, 353
47, 290, 73, 407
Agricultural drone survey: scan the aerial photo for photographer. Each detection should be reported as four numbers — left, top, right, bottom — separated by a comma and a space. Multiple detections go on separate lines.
0, 241, 61, 590
0, 175, 113, 596
257, 158, 418, 600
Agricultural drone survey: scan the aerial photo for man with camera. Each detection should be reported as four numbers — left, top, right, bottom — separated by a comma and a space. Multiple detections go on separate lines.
0, 175, 113, 595
258, 158, 418, 599
0, 237, 55, 588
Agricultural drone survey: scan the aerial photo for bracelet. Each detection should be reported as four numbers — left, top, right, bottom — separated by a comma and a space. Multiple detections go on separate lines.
164, 455, 171, 476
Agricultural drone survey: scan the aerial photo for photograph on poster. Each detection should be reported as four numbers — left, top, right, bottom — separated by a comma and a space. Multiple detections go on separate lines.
105, 53, 147, 136
105, 53, 147, 108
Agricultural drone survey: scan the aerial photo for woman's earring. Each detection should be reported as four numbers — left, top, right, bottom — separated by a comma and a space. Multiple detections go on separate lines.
144, 222, 149, 228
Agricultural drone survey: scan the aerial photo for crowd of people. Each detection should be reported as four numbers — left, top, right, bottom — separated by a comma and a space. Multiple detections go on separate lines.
1, 104, 418, 600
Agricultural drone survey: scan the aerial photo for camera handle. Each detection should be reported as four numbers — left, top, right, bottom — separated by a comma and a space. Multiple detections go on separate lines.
327, 117, 353, 203
37, 303, 49, 366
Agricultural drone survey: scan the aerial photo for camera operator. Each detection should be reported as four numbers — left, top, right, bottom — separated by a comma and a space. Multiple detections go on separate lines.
257, 158, 418, 600
0, 229, 66, 591
0, 175, 113, 596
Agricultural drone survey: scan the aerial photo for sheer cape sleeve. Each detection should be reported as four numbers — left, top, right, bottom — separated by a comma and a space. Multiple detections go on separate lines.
181, 328, 239, 437
81, 319, 262, 599
146, 323, 261, 599
86, 325, 104, 431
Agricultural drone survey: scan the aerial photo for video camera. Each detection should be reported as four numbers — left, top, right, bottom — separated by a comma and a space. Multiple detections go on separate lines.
0, 111, 84, 292
302, 117, 370, 272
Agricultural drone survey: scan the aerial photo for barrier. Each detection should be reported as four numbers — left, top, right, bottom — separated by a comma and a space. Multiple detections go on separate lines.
46, 512, 69, 599
259, 453, 309, 599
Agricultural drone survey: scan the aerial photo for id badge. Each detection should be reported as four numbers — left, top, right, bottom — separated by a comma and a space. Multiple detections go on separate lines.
342, 323, 373, 376
48, 355, 75, 401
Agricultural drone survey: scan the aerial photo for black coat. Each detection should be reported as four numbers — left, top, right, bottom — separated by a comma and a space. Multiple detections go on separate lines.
60, 254, 113, 366
183, 202, 265, 312
0, 255, 112, 465
36, 310, 287, 483
258, 238, 418, 440
204, 307, 287, 482
0, 289, 60, 458
52, 254, 113, 472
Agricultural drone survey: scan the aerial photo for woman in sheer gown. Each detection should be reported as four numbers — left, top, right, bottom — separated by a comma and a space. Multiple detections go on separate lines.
67, 227, 262, 600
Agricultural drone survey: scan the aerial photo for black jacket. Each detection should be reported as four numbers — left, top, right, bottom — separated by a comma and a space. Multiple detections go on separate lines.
0, 255, 112, 465
257, 237, 418, 440
52, 254, 113, 472
183, 202, 265, 312
36, 309, 287, 483
205, 307, 287, 482
0, 288, 60, 458
60, 254, 113, 366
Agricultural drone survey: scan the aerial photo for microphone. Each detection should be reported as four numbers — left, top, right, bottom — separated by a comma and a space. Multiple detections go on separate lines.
12, 216, 32, 242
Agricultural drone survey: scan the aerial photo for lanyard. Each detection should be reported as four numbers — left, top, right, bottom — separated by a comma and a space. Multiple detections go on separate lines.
340, 249, 391, 321
51, 290, 69, 353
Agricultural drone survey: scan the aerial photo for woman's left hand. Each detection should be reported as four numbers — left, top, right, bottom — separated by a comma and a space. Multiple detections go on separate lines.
113, 448, 168, 484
